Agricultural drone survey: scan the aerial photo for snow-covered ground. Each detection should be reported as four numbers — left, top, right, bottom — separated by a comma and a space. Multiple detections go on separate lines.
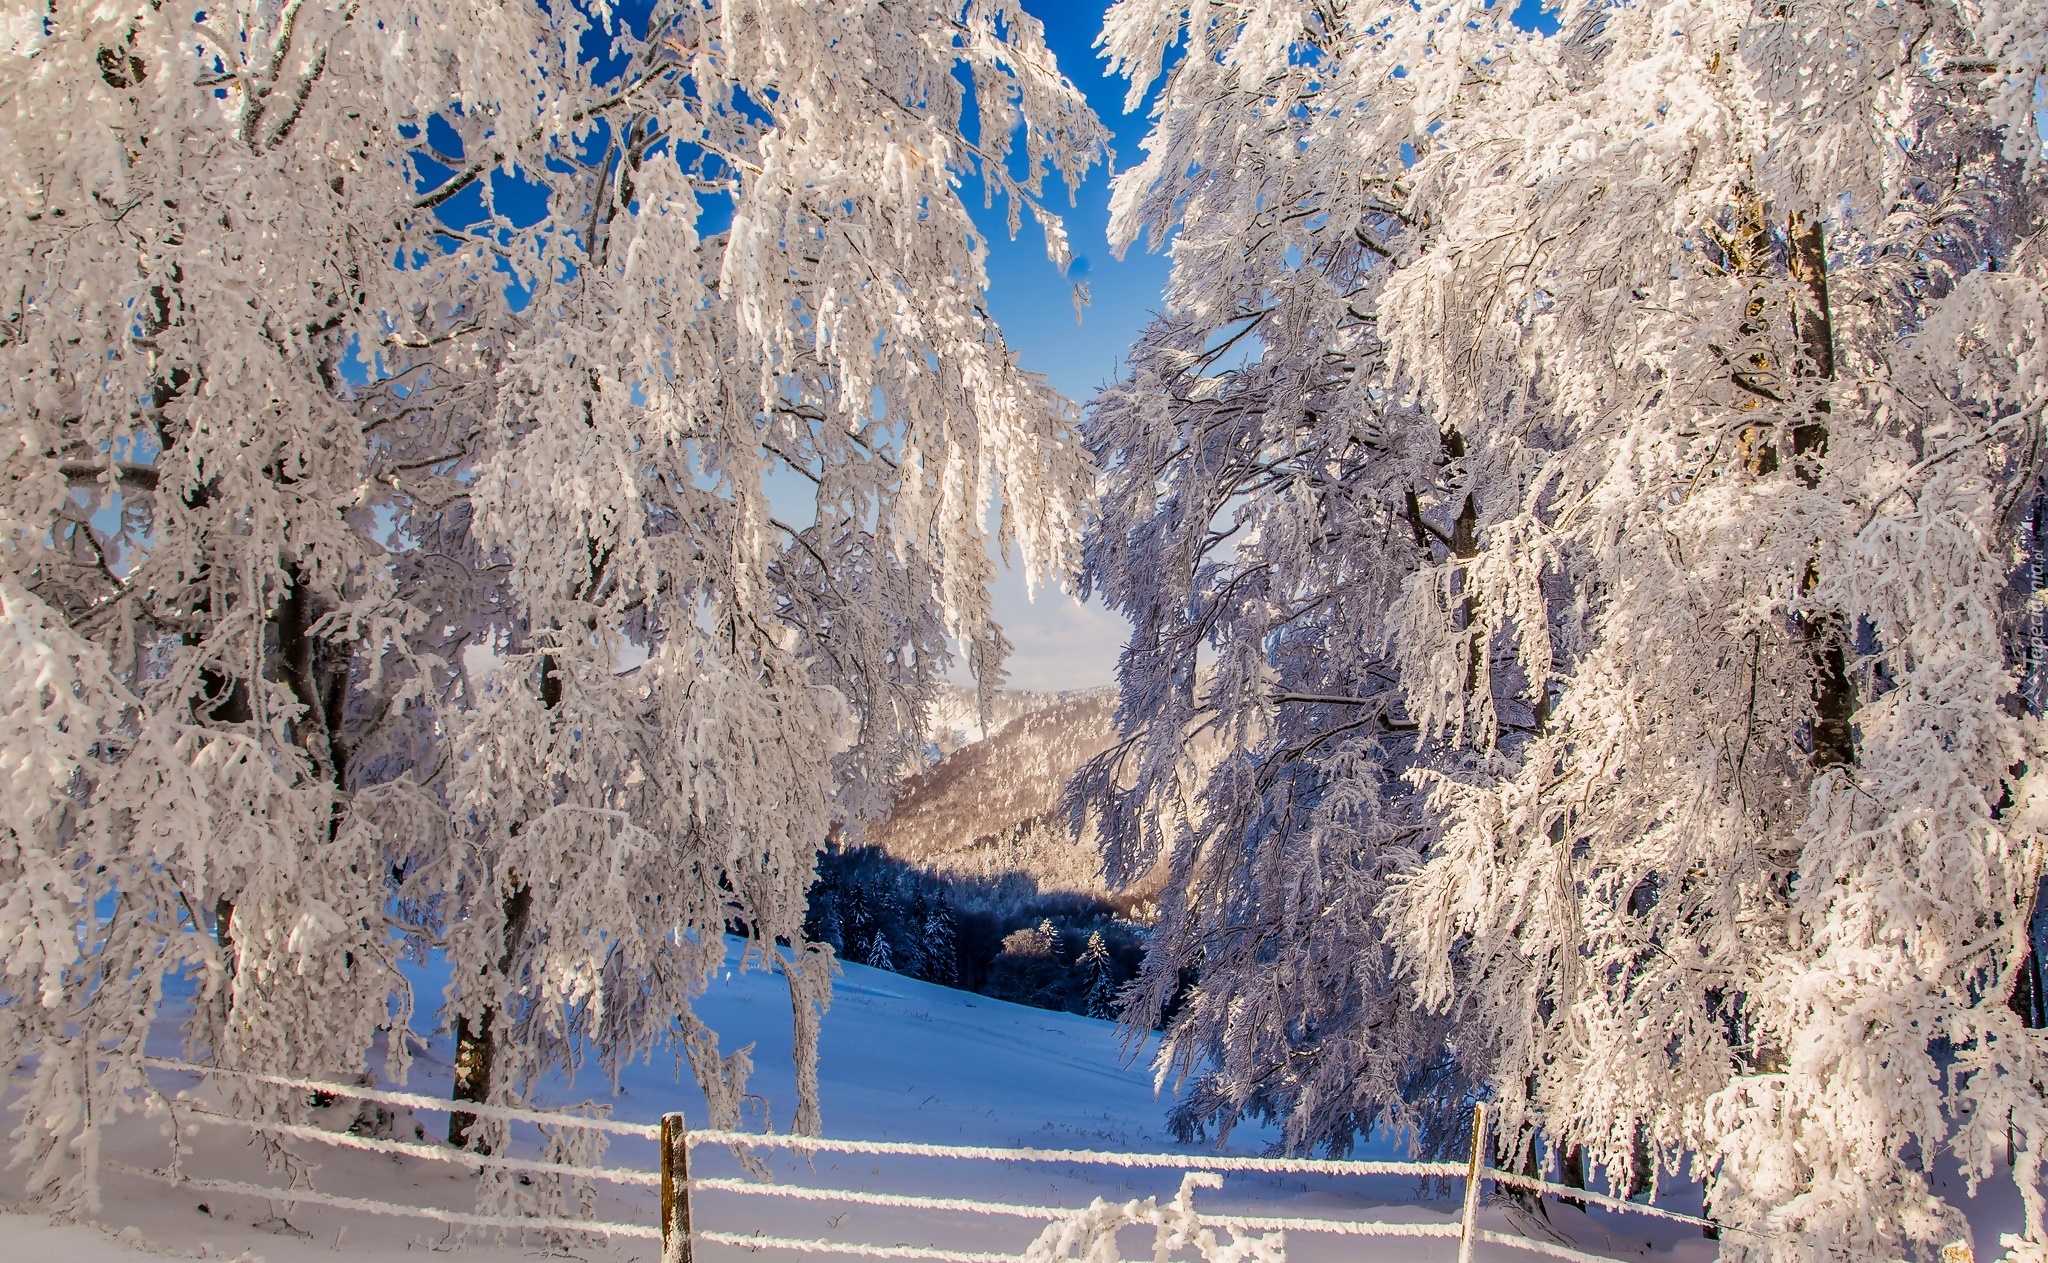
2, 948, 2026, 1263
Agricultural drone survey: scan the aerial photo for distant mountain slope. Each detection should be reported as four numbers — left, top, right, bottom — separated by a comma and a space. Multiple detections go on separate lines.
922, 683, 1078, 757
871, 689, 1124, 896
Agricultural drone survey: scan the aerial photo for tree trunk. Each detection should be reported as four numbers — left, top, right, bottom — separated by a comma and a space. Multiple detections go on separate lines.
275, 561, 353, 796
449, 882, 534, 1150
1406, 427, 1484, 700
214, 898, 236, 971
1560, 1145, 1587, 1210
448, 651, 556, 1148
2009, 945, 2045, 1029
1628, 1123, 1653, 1200
1787, 212, 1853, 770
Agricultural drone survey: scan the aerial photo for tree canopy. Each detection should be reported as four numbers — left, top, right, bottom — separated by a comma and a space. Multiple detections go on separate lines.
1, 0, 1102, 1206
1077, 0, 2048, 1258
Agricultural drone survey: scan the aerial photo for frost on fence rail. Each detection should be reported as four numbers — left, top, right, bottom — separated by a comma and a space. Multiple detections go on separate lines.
143, 1057, 1440, 1176
141, 1056, 662, 1139
684, 1125, 1452, 1178
106, 1162, 660, 1241
675, 1109, 1880, 1263
678, 1103, 1756, 1263
174, 1105, 660, 1186
1482, 1167, 1720, 1234
1481, 1166, 1798, 1250
696, 1234, 1025, 1263
693, 1177, 1068, 1219
131, 1056, 658, 1245
694, 1175, 1464, 1241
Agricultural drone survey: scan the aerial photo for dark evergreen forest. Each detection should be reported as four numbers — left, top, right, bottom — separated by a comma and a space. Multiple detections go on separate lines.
802, 845, 1155, 1022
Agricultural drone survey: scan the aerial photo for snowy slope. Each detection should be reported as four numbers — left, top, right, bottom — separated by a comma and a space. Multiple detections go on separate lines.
870, 690, 1125, 896
3, 950, 2026, 1263
922, 685, 1090, 760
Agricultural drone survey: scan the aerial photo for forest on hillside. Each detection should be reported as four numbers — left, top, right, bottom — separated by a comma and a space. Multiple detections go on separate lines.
869, 690, 1127, 893
803, 845, 1151, 1020
807, 690, 1160, 1021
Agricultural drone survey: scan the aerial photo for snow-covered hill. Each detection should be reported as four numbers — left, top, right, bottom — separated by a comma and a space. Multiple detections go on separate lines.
922, 684, 1092, 760
875, 689, 1129, 897
0, 947, 1883, 1263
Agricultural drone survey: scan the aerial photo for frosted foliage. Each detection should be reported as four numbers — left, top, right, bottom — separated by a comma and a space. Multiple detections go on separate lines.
1081, 0, 2048, 1258
477, 1106, 612, 1251
0, 0, 1100, 1212
1021, 1173, 1284, 1263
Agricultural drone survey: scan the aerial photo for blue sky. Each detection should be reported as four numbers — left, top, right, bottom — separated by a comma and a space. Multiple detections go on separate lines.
943, 0, 1170, 694
961, 0, 1561, 692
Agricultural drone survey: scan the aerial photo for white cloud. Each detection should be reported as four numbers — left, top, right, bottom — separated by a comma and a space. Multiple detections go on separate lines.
953, 561, 1128, 692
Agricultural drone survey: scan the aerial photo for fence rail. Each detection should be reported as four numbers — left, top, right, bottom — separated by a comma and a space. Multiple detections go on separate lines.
128, 1058, 1759, 1263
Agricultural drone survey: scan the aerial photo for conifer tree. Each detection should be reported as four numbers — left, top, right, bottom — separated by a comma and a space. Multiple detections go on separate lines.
864, 932, 895, 973
1080, 931, 1117, 1020
805, 870, 847, 956
921, 895, 960, 987
840, 882, 878, 970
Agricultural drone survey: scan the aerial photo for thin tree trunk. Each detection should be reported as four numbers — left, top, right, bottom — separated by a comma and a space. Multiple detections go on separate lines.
448, 535, 607, 1145
275, 561, 352, 801
214, 898, 236, 970
450, 882, 534, 1150
448, 652, 556, 1148
197, 650, 250, 980
1405, 428, 1483, 697
1628, 1123, 1653, 1200
194, 597, 254, 1034
2009, 945, 2045, 1029
274, 563, 360, 1112
1787, 212, 1853, 770
1560, 1145, 1587, 1210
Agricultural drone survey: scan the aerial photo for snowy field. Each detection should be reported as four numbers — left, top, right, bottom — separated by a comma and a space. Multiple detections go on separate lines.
1, 949, 2023, 1263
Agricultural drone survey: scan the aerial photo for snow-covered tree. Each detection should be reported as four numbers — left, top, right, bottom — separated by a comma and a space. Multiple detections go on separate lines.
864, 931, 896, 973
0, 0, 1102, 1203
1080, 0, 2048, 1253
1070, 0, 1481, 1157
1080, 930, 1116, 1019
0, 0, 525, 1204
433, 0, 1107, 1143
918, 890, 959, 986
898, 888, 928, 978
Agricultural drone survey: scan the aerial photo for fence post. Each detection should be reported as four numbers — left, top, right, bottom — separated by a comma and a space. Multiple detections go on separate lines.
661, 1112, 693, 1263
1459, 1103, 1489, 1263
